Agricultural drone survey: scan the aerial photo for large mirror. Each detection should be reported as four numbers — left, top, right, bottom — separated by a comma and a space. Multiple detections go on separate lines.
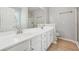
0, 7, 28, 32
0, 7, 16, 32
28, 7, 49, 28
0, 7, 49, 32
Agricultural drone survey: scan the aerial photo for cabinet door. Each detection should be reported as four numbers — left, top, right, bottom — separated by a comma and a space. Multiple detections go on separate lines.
53, 28, 56, 43
50, 30, 54, 43
46, 32, 51, 48
31, 35, 41, 51
41, 33, 47, 51
5, 40, 30, 51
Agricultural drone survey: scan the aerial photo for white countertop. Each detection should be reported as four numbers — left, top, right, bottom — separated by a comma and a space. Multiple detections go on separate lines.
0, 27, 54, 50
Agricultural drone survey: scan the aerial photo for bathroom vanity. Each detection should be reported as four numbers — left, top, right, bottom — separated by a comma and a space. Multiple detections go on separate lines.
0, 26, 56, 51
0, 8, 56, 51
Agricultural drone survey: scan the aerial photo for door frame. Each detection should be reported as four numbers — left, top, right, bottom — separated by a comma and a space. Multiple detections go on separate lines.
74, 7, 78, 41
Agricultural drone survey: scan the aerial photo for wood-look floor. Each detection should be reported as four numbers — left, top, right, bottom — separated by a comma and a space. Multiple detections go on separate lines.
48, 38, 79, 51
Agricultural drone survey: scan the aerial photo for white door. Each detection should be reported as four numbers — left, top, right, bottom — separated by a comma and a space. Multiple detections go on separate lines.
55, 8, 77, 41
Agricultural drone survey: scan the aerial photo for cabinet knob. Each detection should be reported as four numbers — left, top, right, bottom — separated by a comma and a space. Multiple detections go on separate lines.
24, 48, 27, 51
24, 49, 26, 51
31, 48, 34, 50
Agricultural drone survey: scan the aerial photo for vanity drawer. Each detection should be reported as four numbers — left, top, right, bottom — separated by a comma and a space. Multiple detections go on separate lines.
5, 40, 30, 51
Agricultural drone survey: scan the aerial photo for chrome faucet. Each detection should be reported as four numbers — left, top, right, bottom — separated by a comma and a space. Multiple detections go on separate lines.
16, 26, 23, 34
41, 24, 45, 29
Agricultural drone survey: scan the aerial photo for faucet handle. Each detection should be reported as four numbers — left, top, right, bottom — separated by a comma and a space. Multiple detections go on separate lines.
16, 26, 23, 34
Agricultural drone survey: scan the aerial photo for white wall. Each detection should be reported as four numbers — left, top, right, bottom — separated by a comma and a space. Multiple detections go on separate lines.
49, 7, 56, 24
49, 7, 77, 41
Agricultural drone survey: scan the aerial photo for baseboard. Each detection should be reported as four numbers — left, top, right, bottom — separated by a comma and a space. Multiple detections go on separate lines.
58, 37, 79, 48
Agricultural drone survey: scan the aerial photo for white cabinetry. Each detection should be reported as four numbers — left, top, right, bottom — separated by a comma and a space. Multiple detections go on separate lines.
46, 31, 51, 48
41, 33, 47, 51
41, 30, 54, 51
2, 27, 55, 51
31, 35, 42, 51
5, 40, 30, 51
50, 30, 54, 43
